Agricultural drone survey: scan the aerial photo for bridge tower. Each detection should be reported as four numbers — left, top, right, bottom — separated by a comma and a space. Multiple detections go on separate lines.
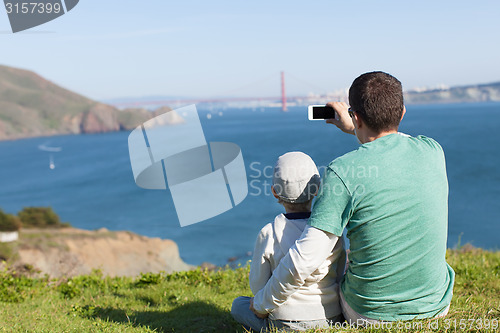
281, 71, 287, 112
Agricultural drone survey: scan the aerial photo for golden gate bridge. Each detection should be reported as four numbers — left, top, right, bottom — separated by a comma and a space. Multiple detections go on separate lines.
111, 72, 345, 112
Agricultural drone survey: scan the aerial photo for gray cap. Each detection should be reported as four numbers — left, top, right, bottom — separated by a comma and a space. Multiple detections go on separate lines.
272, 152, 321, 203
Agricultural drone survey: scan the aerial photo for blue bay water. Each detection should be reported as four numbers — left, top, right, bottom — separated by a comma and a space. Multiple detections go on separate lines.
0, 103, 498, 265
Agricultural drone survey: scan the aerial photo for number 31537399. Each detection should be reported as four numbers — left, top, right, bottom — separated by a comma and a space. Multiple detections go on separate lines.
5, 2, 62, 14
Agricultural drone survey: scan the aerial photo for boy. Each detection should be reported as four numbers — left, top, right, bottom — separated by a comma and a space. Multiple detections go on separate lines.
231, 152, 346, 332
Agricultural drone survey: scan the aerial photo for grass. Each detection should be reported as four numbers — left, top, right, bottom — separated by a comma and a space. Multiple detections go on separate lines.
0, 242, 15, 261
0, 248, 498, 332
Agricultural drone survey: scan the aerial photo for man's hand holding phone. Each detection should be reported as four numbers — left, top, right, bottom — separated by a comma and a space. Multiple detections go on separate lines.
325, 102, 355, 135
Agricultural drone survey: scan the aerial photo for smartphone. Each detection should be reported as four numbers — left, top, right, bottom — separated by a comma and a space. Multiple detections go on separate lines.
308, 105, 336, 120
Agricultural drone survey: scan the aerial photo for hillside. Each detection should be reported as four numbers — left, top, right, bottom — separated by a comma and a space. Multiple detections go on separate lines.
1, 227, 193, 277
0, 65, 179, 141
405, 81, 500, 104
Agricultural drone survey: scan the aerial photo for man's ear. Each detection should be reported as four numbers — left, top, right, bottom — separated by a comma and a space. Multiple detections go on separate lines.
271, 186, 280, 199
401, 106, 407, 121
354, 112, 363, 129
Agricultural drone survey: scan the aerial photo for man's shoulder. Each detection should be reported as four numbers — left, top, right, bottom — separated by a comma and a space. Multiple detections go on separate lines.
410, 134, 444, 151
327, 134, 443, 170
326, 146, 364, 173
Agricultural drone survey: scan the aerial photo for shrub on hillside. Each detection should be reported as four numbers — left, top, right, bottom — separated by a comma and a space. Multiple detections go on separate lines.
0, 210, 21, 232
18, 207, 70, 228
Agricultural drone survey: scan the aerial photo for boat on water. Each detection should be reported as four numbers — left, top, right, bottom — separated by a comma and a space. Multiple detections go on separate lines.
49, 154, 55, 170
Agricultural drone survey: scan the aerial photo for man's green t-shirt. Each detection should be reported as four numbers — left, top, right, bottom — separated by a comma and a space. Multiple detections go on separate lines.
309, 133, 455, 321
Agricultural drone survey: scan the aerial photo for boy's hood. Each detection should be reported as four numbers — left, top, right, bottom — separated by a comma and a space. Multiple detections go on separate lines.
272, 213, 308, 253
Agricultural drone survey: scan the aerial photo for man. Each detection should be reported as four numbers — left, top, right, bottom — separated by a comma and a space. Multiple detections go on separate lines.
250, 71, 454, 324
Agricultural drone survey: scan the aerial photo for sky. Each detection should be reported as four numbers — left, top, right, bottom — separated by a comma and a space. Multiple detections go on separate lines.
1, 0, 500, 101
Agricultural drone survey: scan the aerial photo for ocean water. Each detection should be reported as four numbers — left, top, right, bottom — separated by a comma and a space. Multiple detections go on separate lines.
0, 103, 499, 265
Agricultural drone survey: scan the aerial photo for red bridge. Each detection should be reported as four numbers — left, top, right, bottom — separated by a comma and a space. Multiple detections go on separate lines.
111, 72, 343, 112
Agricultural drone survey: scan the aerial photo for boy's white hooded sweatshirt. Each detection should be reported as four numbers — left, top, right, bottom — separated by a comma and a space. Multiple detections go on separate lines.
249, 213, 345, 321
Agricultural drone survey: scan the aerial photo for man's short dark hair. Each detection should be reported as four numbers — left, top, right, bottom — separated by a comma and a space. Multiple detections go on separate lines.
348, 71, 404, 132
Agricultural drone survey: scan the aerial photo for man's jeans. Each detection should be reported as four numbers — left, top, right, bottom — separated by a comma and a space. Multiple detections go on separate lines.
231, 296, 341, 332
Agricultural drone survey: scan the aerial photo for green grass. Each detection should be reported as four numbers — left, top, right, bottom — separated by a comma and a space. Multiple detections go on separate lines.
0, 248, 498, 332
0, 242, 16, 262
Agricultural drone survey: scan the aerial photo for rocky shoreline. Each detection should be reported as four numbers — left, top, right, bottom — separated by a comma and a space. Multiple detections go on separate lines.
4, 227, 195, 278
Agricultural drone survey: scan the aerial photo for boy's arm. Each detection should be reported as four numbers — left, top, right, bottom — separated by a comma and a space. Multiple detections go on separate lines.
251, 225, 339, 315
249, 225, 273, 294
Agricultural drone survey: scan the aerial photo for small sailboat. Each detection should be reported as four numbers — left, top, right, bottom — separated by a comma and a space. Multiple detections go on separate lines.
39, 142, 61, 170
49, 154, 55, 170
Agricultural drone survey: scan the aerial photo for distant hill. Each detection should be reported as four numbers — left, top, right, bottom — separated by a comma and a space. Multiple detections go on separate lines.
405, 81, 500, 104
0, 65, 180, 141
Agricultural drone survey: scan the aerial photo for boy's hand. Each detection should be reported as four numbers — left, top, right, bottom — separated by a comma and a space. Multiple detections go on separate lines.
325, 102, 355, 135
249, 297, 269, 319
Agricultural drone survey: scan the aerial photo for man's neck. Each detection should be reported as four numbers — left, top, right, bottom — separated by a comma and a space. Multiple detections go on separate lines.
361, 129, 398, 144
